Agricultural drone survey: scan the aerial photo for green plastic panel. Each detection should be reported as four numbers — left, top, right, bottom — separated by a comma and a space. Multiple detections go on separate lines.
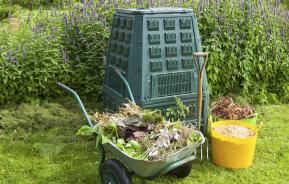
112, 30, 118, 40
119, 31, 124, 41
165, 46, 178, 57
148, 34, 161, 45
165, 33, 176, 44
181, 45, 193, 56
180, 18, 191, 29
121, 59, 128, 70
124, 33, 131, 43
182, 58, 194, 69
113, 17, 119, 27
166, 59, 178, 70
120, 18, 126, 28
150, 61, 163, 72
164, 19, 175, 30
126, 19, 133, 30
123, 46, 130, 57
147, 20, 159, 31
110, 43, 116, 52
149, 47, 162, 58
116, 44, 123, 54
181, 32, 192, 43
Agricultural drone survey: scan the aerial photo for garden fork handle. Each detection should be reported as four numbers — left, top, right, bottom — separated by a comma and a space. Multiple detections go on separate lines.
193, 52, 209, 131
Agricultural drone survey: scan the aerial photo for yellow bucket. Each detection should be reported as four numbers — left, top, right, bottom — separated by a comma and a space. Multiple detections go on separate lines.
211, 120, 261, 169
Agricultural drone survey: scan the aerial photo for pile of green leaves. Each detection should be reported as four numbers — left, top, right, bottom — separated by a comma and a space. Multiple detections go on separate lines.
77, 102, 203, 161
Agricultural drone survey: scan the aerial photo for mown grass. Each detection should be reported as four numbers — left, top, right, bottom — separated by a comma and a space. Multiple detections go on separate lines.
0, 99, 288, 184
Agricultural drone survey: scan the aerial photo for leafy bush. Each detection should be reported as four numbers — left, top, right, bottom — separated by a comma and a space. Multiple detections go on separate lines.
0, 3, 109, 103
60, 13, 109, 99
1, 0, 63, 9
197, 1, 289, 103
0, 5, 17, 21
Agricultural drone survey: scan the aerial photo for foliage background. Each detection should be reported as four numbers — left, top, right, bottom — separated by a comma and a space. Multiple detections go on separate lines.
0, 0, 289, 104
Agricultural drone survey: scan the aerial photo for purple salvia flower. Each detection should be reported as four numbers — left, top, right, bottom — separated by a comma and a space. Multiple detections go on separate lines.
282, 27, 285, 42
51, 7, 54, 16
91, 7, 96, 17
150, 0, 154, 7
239, 0, 244, 9
76, 55, 80, 63
75, 25, 79, 34
51, 26, 57, 34
275, 0, 281, 7
114, 2, 119, 9
82, 6, 87, 17
6, 50, 13, 62
69, 11, 74, 25
89, 0, 94, 8
22, 49, 27, 59
39, 6, 42, 14
63, 13, 68, 25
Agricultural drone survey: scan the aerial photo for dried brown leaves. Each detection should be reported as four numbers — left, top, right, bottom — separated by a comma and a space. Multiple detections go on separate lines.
211, 97, 254, 120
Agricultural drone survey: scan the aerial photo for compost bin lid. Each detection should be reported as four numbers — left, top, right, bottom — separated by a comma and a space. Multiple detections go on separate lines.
116, 8, 193, 14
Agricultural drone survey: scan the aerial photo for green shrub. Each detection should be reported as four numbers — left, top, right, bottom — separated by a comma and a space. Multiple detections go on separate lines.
0, 4, 110, 103
197, 1, 289, 103
60, 16, 109, 99
0, 5, 16, 21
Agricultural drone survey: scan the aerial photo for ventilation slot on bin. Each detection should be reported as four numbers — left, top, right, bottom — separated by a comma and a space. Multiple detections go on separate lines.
151, 72, 193, 98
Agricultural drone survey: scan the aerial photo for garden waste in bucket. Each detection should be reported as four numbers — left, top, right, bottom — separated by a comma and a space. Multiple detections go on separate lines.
211, 120, 261, 169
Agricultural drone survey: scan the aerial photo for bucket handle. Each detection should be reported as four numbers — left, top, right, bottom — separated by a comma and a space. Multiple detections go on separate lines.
256, 122, 263, 132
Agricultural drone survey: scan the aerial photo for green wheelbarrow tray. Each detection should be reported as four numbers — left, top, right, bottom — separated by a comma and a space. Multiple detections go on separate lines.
102, 131, 205, 179
57, 82, 205, 180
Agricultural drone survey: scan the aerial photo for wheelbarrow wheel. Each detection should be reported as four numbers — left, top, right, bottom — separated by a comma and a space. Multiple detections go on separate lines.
169, 161, 193, 178
99, 159, 131, 184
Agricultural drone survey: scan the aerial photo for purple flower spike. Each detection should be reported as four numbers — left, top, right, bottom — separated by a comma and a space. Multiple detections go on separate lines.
63, 13, 68, 25
282, 27, 285, 41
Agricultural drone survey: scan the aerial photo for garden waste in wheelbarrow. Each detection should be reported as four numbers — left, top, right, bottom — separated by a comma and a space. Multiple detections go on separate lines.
57, 82, 205, 183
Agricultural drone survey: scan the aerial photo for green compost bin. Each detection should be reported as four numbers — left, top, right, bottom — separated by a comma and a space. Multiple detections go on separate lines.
103, 8, 209, 134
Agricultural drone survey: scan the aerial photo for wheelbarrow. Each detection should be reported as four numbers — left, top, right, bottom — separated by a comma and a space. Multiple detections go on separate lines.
57, 81, 205, 184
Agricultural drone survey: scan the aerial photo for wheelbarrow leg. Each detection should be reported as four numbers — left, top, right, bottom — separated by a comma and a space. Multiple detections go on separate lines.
200, 137, 209, 160
99, 144, 106, 163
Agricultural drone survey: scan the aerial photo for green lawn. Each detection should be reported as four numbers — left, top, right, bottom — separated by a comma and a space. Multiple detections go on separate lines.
0, 99, 288, 184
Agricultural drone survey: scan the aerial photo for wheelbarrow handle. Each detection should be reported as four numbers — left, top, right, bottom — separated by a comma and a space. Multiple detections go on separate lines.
113, 67, 135, 103
57, 82, 94, 128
